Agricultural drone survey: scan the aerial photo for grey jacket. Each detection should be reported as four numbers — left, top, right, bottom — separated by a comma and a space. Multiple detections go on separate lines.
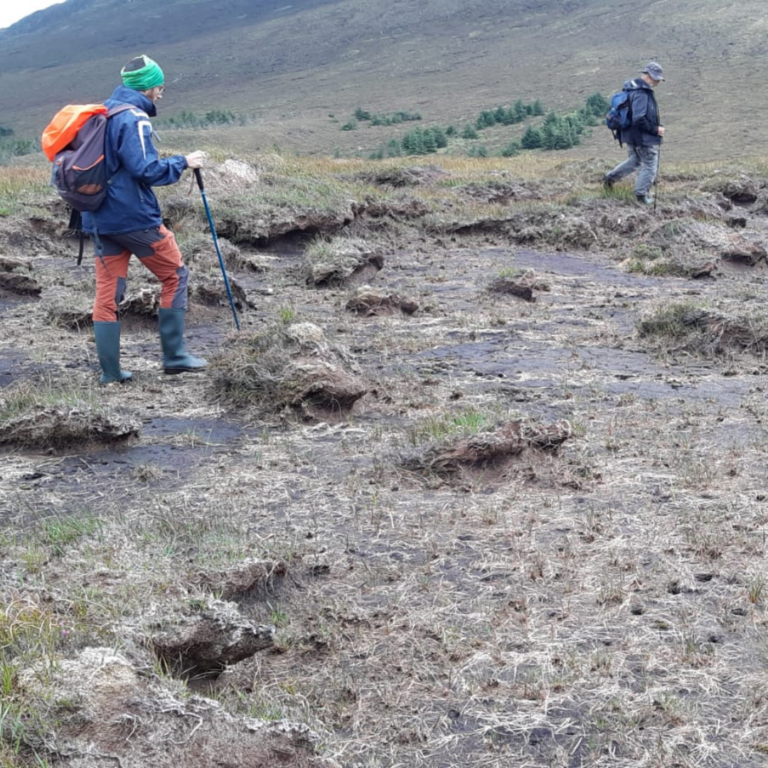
620, 78, 662, 147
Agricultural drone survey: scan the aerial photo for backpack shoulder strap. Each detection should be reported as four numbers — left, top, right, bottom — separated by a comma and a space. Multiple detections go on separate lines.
107, 104, 138, 118
106, 103, 139, 119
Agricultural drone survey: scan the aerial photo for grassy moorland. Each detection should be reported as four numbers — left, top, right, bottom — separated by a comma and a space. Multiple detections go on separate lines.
0, 0, 765, 161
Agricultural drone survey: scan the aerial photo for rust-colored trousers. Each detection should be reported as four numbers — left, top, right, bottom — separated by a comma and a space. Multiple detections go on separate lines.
92, 225, 189, 322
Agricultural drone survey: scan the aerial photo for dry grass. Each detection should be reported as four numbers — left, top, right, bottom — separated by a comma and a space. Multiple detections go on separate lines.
3, 152, 768, 767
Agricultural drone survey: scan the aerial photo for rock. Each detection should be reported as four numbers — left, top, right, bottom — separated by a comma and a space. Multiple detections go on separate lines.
0, 271, 42, 296
305, 239, 385, 287
488, 272, 536, 302
691, 261, 716, 279
195, 276, 249, 309
120, 288, 160, 317
152, 599, 275, 677
346, 285, 419, 316
285, 359, 368, 412
0, 255, 31, 272
721, 243, 767, 266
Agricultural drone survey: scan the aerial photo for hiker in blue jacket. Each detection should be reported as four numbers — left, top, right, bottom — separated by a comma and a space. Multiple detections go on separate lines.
82, 54, 207, 383
603, 62, 665, 205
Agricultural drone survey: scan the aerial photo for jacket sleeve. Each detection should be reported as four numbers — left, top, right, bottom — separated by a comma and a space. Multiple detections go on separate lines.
630, 90, 657, 136
114, 113, 187, 187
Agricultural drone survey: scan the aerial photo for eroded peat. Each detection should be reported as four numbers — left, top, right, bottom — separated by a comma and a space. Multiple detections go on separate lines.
2, 156, 768, 767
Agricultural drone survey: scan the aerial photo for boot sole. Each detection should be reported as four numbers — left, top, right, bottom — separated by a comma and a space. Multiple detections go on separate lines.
163, 367, 207, 375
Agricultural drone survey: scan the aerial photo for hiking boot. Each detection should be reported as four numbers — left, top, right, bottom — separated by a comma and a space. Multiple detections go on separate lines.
602, 176, 615, 190
636, 193, 654, 205
158, 308, 207, 375
93, 321, 133, 384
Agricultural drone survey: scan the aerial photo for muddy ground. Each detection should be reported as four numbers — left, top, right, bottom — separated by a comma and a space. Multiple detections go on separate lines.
3, 157, 768, 767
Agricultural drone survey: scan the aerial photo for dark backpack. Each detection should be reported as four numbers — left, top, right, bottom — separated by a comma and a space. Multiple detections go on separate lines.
42, 103, 134, 264
605, 89, 633, 145
43, 103, 134, 212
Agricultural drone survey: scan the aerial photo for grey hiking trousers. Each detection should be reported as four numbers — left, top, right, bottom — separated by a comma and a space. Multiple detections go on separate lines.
606, 145, 659, 197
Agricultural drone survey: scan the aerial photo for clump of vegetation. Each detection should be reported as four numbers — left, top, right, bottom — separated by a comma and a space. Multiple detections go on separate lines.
155, 109, 244, 130
0, 124, 38, 165
210, 321, 367, 415
638, 302, 708, 339
474, 99, 543, 130
369, 126, 448, 159
0, 382, 140, 448
362, 92, 608, 160
354, 107, 422, 126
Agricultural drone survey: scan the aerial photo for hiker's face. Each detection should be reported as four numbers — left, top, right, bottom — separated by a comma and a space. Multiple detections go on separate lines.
145, 86, 165, 103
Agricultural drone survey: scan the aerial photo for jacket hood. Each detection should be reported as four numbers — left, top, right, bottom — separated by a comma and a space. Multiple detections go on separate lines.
623, 78, 651, 92
106, 85, 157, 117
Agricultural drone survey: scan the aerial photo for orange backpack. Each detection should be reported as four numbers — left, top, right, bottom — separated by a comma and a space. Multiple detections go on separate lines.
42, 104, 108, 162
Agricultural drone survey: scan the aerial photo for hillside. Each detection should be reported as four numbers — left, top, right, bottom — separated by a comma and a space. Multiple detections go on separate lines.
0, 0, 766, 161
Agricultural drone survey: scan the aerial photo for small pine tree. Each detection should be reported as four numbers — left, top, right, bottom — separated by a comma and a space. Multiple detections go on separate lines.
445, 125, 457, 137
532, 99, 545, 116
461, 125, 479, 140
521, 126, 543, 149
585, 93, 609, 118
500, 140, 521, 157
421, 129, 438, 154
429, 127, 448, 149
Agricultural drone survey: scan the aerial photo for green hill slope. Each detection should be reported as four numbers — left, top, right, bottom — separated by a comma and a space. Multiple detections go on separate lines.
0, 0, 765, 160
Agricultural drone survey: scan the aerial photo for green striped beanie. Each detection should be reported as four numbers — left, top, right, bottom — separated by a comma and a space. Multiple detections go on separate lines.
121, 55, 165, 91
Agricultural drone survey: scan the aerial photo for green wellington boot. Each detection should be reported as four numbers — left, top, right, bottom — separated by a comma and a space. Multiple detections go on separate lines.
93, 322, 133, 384
158, 308, 207, 375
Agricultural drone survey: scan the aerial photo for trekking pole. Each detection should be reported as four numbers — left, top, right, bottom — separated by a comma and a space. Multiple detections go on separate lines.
654, 147, 661, 214
194, 169, 240, 331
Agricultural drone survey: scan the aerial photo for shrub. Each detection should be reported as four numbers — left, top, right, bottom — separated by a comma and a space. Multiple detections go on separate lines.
585, 92, 610, 118
521, 126, 543, 149
500, 141, 521, 157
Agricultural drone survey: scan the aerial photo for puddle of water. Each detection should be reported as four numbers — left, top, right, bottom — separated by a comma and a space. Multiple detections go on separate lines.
143, 417, 244, 443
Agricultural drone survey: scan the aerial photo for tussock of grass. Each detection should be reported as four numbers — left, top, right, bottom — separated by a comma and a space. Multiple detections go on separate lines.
638, 302, 709, 339
0, 381, 140, 448
210, 321, 365, 414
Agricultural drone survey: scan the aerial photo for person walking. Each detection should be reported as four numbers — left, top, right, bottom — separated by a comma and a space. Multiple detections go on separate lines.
82, 54, 207, 383
603, 61, 665, 205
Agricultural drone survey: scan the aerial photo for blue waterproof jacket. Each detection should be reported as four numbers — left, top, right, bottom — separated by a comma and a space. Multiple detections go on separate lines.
619, 78, 662, 147
82, 86, 187, 235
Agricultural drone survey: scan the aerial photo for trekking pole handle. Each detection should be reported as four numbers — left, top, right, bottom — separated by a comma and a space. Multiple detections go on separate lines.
194, 168, 205, 191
